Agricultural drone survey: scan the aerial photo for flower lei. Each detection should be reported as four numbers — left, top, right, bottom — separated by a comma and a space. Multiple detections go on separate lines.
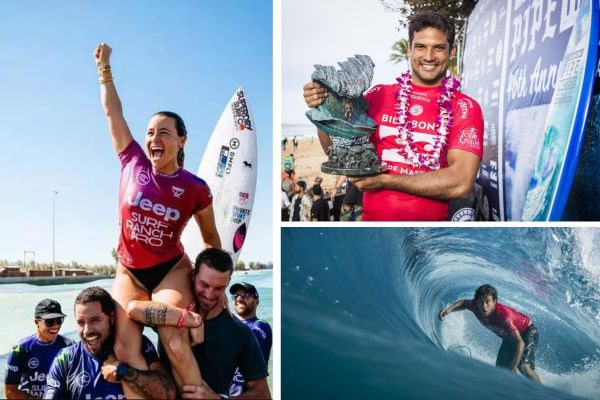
394, 70, 461, 170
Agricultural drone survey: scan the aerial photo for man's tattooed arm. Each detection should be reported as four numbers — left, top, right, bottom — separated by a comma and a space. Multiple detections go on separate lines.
127, 300, 203, 328
143, 303, 167, 327
122, 364, 177, 399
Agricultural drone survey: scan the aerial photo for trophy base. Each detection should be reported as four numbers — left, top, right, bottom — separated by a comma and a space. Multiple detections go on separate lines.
321, 162, 386, 176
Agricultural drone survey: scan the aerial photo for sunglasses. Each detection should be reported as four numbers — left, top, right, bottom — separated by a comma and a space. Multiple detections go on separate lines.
232, 292, 255, 301
39, 317, 64, 327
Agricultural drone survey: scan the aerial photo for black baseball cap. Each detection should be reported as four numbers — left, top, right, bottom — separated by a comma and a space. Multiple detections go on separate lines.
35, 299, 66, 319
229, 282, 259, 299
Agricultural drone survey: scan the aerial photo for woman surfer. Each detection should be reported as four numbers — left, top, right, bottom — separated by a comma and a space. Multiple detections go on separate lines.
94, 42, 221, 397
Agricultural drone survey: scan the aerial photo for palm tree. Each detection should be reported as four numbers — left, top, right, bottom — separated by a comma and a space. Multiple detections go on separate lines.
390, 38, 410, 65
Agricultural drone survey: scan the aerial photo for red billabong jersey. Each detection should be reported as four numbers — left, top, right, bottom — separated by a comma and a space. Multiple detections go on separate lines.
466, 300, 532, 339
362, 82, 484, 221
117, 141, 212, 269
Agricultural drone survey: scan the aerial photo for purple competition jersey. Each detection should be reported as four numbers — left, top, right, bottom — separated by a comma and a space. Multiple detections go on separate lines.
117, 141, 212, 269
4, 334, 74, 399
44, 335, 158, 400
229, 318, 272, 396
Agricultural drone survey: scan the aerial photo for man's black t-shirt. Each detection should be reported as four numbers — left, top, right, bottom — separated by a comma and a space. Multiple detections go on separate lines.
311, 198, 329, 221
160, 310, 268, 395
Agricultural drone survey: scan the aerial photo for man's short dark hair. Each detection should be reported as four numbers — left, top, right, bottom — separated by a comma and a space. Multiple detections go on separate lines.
408, 12, 455, 48
75, 286, 115, 316
474, 284, 498, 301
311, 184, 323, 196
194, 248, 234, 276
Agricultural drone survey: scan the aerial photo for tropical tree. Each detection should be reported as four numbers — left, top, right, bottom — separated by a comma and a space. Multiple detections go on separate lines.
389, 38, 410, 65
111, 248, 118, 265
380, 0, 478, 31
383, 0, 478, 74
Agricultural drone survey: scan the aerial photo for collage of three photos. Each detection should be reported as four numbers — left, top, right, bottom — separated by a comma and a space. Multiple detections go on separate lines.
1, 0, 599, 399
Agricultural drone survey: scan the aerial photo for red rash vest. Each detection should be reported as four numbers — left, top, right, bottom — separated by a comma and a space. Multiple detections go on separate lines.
466, 300, 532, 339
362, 82, 484, 221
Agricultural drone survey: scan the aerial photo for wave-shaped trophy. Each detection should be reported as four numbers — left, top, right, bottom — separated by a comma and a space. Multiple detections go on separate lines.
306, 55, 385, 176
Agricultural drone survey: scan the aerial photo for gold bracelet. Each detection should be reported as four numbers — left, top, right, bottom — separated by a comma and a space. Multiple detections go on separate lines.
99, 77, 113, 84
98, 64, 111, 72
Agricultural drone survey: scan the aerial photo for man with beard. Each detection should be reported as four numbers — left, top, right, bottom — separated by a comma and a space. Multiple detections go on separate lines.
5, 299, 73, 399
127, 248, 271, 399
228, 282, 272, 397
303, 12, 484, 221
44, 287, 176, 399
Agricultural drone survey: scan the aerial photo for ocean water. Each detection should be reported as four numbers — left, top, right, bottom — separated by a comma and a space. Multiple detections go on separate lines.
281, 123, 316, 140
0, 270, 272, 397
282, 228, 600, 399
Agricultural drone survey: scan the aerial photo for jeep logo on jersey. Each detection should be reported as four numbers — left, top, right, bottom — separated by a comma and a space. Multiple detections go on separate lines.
28, 358, 39, 369
171, 186, 184, 198
75, 371, 91, 387
136, 170, 150, 186
30, 371, 46, 382
231, 90, 253, 132
127, 191, 181, 222
409, 104, 423, 116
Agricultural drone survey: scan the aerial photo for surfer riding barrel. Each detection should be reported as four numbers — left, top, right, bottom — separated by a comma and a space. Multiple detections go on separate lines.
439, 284, 541, 383
95, 42, 221, 398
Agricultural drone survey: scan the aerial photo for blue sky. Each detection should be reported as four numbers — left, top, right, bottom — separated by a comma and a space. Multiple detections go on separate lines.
0, 1, 273, 265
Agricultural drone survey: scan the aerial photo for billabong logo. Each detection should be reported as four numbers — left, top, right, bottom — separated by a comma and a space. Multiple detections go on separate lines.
136, 171, 150, 186
171, 186, 184, 198
28, 358, 39, 369
409, 104, 423, 116
452, 207, 475, 221
231, 90, 253, 132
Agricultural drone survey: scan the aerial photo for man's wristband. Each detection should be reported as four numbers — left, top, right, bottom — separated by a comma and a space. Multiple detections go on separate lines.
116, 362, 130, 381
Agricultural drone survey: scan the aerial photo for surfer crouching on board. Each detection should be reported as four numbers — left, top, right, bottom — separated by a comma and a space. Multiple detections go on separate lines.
95, 43, 221, 397
438, 284, 541, 383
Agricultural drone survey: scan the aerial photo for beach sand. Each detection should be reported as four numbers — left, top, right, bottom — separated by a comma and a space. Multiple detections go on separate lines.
281, 137, 340, 196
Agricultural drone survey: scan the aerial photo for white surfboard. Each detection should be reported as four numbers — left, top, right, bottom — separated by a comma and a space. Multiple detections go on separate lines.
181, 87, 257, 263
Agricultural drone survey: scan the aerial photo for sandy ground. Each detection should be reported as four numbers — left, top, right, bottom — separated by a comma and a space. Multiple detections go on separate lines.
281, 137, 341, 196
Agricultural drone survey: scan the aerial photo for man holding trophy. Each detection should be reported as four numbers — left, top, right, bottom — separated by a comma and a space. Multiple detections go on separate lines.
303, 12, 484, 221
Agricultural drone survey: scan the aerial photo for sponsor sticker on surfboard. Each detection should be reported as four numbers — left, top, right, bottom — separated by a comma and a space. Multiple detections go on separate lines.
181, 87, 257, 261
